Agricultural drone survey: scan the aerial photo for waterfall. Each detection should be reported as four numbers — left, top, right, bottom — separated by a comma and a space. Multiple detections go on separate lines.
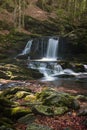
22, 40, 32, 55
84, 65, 87, 71
46, 38, 59, 59
17, 36, 87, 82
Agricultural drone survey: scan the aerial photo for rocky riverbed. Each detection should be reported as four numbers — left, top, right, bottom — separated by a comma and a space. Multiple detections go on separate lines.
0, 79, 87, 130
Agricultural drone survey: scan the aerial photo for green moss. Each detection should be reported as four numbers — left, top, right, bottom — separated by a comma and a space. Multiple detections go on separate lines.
75, 95, 87, 101
24, 94, 36, 102
54, 106, 68, 115
32, 105, 53, 116
36, 88, 56, 101
11, 107, 32, 118
36, 88, 79, 109
18, 114, 36, 124
15, 91, 30, 99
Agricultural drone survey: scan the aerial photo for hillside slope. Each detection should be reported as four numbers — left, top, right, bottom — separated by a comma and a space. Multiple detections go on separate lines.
0, 0, 87, 60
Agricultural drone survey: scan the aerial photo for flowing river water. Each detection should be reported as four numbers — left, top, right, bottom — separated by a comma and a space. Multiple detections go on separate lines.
18, 36, 87, 89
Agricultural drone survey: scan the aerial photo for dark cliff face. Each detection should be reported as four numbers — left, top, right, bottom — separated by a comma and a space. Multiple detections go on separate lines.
16, 35, 87, 62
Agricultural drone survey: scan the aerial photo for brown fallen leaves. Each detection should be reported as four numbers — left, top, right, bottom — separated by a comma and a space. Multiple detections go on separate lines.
35, 113, 87, 130
15, 112, 87, 130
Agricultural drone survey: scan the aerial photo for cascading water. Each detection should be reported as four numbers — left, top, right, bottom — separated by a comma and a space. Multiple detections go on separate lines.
84, 65, 87, 71
40, 38, 59, 61
21, 40, 32, 55
46, 38, 58, 59
18, 36, 87, 82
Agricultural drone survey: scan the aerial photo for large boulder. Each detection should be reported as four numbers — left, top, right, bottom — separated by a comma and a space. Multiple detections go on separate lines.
36, 88, 80, 110
32, 105, 68, 116
18, 114, 36, 124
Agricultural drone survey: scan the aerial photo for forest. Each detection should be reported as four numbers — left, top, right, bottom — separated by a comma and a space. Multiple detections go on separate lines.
0, 0, 87, 130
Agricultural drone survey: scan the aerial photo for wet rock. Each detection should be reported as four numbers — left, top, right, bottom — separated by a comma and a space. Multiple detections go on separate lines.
26, 123, 53, 130
16, 54, 29, 59
57, 74, 75, 78
70, 64, 85, 72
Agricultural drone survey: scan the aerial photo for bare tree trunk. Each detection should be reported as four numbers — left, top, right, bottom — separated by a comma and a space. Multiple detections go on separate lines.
73, 0, 77, 21
22, 0, 26, 28
18, 0, 22, 29
13, 0, 26, 29
14, 0, 18, 28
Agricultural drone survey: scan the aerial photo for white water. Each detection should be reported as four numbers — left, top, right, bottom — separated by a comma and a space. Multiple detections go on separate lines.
21, 40, 32, 55
84, 65, 87, 71
46, 38, 59, 59
19, 37, 87, 82
33, 38, 59, 62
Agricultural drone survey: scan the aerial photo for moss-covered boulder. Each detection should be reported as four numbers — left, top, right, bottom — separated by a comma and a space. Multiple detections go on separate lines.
71, 63, 85, 72
1, 106, 31, 119
1, 86, 31, 99
0, 96, 32, 119
32, 105, 54, 116
18, 114, 36, 124
75, 95, 87, 101
36, 88, 58, 101
24, 94, 36, 102
36, 88, 80, 109
0, 63, 43, 80
0, 70, 10, 79
0, 98, 16, 107
15, 91, 30, 99
10, 107, 32, 119
53, 106, 68, 115
0, 117, 13, 129
32, 105, 68, 116
26, 123, 53, 130
0, 125, 14, 130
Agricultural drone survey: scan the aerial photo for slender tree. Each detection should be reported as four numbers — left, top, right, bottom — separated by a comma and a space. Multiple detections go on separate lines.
14, 0, 26, 29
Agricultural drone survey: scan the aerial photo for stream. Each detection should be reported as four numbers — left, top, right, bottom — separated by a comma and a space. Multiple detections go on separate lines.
17, 36, 87, 89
